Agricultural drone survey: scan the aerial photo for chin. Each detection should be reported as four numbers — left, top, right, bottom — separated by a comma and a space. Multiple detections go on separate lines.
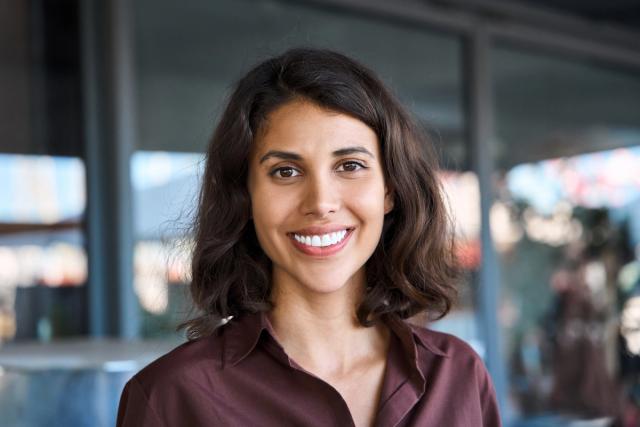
304, 281, 349, 294
295, 271, 360, 295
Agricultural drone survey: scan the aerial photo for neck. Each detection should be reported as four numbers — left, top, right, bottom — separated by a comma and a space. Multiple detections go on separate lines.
267, 270, 389, 377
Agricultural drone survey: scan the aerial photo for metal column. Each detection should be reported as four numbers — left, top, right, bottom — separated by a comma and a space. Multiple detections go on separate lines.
81, 0, 139, 338
466, 27, 509, 419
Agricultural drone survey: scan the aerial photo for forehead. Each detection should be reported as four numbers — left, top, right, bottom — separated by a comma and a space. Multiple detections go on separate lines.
252, 100, 379, 158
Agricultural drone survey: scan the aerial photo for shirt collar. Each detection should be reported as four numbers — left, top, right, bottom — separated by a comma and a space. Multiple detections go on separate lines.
222, 310, 448, 368
223, 310, 273, 367
384, 313, 449, 358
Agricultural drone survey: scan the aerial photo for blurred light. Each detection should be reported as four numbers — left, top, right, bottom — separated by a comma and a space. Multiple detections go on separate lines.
499, 298, 519, 329
132, 239, 192, 314
134, 241, 169, 314
42, 243, 88, 286
0, 311, 16, 341
440, 171, 482, 268
522, 202, 583, 246
166, 238, 193, 283
0, 244, 86, 288
0, 248, 19, 287
15, 245, 45, 286
103, 360, 139, 372
618, 261, 640, 294
507, 145, 640, 214
455, 240, 481, 270
621, 296, 640, 355
440, 171, 480, 236
0, 154, 85, 223
490, 201, 524, 253
131, 150, 204, 191
584, 261, 606, 295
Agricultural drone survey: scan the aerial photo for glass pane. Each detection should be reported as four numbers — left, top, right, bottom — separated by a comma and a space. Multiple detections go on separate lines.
0, 0, 86, 344
0, 2, 95, 426
492, 46, 640, 426
493, 47, 640, 169
132, 0, 473, 343
133, 0, 465, 166
130, 151, 202, 338
0, 155, 87, 343
430, 171, 484, 356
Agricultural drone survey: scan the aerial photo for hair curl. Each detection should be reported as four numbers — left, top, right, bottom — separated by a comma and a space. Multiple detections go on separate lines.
181, 47, 459, 339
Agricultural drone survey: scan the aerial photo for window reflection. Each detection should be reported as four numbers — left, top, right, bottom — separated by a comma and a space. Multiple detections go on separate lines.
0, 154, 86, 343
496, 146, 640, 423
425, 171, 483, 357
131, 151, 202, 337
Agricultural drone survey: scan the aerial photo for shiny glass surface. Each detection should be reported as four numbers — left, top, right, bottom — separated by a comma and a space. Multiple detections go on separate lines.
0, 1, 86, 344
492, 46, 640, 425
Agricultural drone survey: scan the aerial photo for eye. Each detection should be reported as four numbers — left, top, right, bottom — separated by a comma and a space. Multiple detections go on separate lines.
337, 161, 367, 173
269, 166, 301, 179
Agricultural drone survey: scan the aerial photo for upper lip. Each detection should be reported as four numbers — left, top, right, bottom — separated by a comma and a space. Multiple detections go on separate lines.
289, 225, 355, 236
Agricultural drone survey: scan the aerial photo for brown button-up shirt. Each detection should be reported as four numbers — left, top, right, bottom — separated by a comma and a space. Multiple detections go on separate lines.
117, 311, 502, 426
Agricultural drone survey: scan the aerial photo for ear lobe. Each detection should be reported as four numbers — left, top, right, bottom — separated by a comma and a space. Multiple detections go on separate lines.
384, 189, 394, 214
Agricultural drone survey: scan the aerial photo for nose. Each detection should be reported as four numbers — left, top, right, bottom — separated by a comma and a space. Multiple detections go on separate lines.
300, 173, 340, 218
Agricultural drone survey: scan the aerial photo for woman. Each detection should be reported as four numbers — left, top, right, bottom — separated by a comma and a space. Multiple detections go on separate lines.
117, 48, 502, 427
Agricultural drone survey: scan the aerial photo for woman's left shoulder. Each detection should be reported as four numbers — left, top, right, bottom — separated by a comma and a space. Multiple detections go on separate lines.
407, 323, 491, 376
408, 323, 503, 425
409, 323, 479, 356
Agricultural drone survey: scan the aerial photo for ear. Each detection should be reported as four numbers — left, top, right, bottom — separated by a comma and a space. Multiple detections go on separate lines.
247, 198, 253, 220
384, 186, 394, 215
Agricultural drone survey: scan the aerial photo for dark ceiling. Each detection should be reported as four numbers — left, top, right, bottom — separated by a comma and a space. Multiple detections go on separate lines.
513, 0, 640, 31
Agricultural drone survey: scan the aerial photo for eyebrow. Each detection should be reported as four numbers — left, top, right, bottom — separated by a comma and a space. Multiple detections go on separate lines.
258, 146, 375, 164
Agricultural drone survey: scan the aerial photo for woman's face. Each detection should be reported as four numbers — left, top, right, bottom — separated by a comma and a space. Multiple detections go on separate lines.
247, 99, 393, 297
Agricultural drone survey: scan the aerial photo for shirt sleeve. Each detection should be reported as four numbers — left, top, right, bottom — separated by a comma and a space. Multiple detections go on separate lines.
116, 377, 166, 427
476, 360, 503, 427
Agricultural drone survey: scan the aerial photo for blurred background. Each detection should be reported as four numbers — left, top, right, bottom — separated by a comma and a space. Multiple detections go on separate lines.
1, 0, 640, 426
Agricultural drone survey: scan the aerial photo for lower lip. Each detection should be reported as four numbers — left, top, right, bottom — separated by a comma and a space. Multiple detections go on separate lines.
288, 229, 354, 257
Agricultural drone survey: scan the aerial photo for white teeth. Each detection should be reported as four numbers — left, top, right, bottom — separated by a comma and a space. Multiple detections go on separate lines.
330, 232, 338, 245
293, 229, 349, 248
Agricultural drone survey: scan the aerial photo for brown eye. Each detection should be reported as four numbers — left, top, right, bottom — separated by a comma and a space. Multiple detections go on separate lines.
280, 168, 294, 177
338, 161, 366, 172
270, 166, 301, 179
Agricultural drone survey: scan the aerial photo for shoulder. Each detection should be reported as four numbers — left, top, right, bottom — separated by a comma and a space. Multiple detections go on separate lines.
409, 323, 479, 358
406, 323, 503, 425
132, 332, 223, 394
117, 334, 225, 427
408, 323, 490, 378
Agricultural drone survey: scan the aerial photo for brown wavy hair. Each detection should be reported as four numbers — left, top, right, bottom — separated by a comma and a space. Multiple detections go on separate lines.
181, 47, 459, 339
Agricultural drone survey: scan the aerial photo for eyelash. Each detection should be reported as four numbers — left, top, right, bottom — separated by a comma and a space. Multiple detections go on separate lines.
269, 161, 368, 179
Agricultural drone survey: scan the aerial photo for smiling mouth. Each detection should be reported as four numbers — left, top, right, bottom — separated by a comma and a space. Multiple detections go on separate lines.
287, 227, 355, 246
287, 228, 355, 256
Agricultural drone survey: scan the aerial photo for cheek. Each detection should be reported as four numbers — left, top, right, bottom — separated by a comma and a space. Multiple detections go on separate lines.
348, 185, 387, 219
251, 187, 292, 238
